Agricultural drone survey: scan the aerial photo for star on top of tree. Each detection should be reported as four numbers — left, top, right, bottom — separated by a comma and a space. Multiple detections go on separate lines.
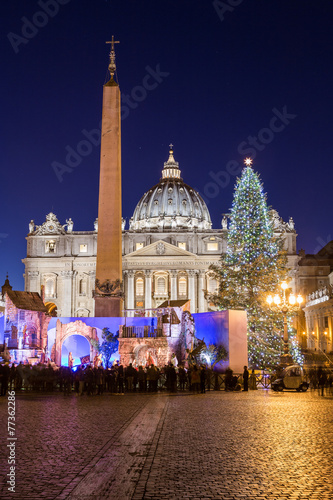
244, 157, 253, 166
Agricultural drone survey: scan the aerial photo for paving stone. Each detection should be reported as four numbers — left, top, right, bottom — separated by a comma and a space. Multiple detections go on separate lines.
0, 391, 332, 499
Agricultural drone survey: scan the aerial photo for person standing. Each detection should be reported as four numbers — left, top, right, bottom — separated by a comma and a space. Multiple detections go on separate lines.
77, 365, 85, 396
0, 364, 10, 396
191, 365, 201, 393
178, 365, 187, 391
168, 364, 177, 393
138, 366, 146, 392
9, 364, 16, 391
317, 367, 327, 396
242, 366, 249, 392
200, 365, 206, 394
126, 363, 135, 392
117, 364, 124, 394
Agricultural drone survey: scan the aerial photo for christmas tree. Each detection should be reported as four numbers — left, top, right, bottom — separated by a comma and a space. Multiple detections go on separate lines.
207, 158, 288, 369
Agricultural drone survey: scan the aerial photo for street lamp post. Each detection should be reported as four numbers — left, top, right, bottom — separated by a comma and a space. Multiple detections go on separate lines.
266, 281, 304, 363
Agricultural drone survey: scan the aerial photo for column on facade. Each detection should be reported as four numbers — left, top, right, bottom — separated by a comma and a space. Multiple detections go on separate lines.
145, 270, 152, 310
60, 270, 73, 317
27, 271, 40, 293
198, 271, 206, 313
318, 311, 324, 351
308, 312, 313, 350
126, 270, 135, 312
315, 312, 320, 351
304, 312, 310, 350
328, 313, 333, 352
170, 270, 178, 301
311, 312, 317, 350
187, 270, 197, 314
72, 271, 78, 316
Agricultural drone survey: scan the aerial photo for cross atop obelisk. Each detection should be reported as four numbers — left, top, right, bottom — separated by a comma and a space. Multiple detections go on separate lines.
106, 36, 120, 79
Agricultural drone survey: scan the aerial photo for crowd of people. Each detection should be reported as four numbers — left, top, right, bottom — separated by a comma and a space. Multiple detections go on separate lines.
0, 361, 332, 397
308, 366, 333, 396
0, 361, 211, 396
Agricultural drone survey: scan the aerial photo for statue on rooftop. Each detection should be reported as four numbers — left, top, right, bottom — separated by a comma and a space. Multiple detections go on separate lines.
66, 218, 74, 233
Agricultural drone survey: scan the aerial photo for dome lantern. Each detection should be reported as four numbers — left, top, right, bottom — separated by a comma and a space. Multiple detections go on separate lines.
130, 148, 212, 232
161, 144, 181, 180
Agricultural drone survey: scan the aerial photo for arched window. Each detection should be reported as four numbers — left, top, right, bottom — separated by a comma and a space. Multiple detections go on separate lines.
27, 326, 37, 347
179, 276, 187, 296
136, 277, 144, 296
76, 309, 89, 317
157, 277, 166, 294
45, 279, 55, 297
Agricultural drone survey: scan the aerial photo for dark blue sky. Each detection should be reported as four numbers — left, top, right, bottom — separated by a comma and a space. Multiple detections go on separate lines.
1, 0, 333, 290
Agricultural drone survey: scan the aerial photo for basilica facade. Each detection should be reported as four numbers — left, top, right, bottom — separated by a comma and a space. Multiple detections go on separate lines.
23, 148, 298, 318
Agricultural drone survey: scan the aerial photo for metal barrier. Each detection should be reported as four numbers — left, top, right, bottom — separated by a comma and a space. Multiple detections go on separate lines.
121, 326, 163, 338
156, 371, 275, 391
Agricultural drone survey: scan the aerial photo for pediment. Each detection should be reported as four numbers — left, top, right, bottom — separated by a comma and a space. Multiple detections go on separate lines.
125, 240, 196, 258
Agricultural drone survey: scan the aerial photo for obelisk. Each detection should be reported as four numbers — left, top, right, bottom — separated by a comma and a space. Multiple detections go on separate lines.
94, 37, 123, 317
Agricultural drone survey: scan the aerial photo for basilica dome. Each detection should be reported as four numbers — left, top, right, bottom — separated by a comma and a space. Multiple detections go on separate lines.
129, 147, 212, 232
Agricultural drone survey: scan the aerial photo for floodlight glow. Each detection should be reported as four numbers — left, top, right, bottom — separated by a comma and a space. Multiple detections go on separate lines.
297, 294, 303, 304
273, 295, 281, 305
281, 281, 288, 290
266, 295, 273, 305
289, 294, 296, 305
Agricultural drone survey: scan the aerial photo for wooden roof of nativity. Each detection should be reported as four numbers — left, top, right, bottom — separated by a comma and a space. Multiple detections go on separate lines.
158, 299, 190, 308
6, 290, 48, 313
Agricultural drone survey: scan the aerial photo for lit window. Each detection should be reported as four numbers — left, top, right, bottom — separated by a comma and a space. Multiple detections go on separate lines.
45, 240, 56, 253
207, 243, 218, 251
178, 242, 186, 250
136, 277, 144, 296
179, 277, 187, 296
80, 244, 88, 253
136, 242, 144, 250
157, 277, 166, 294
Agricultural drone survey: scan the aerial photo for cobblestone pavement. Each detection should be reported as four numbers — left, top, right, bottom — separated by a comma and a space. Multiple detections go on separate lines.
1, 390, 333, 500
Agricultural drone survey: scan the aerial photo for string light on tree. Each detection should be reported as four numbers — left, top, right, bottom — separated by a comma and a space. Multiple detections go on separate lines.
206, 158, 290, 369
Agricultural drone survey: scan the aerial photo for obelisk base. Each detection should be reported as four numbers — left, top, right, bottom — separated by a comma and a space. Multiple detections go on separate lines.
94, 296, 123, 317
